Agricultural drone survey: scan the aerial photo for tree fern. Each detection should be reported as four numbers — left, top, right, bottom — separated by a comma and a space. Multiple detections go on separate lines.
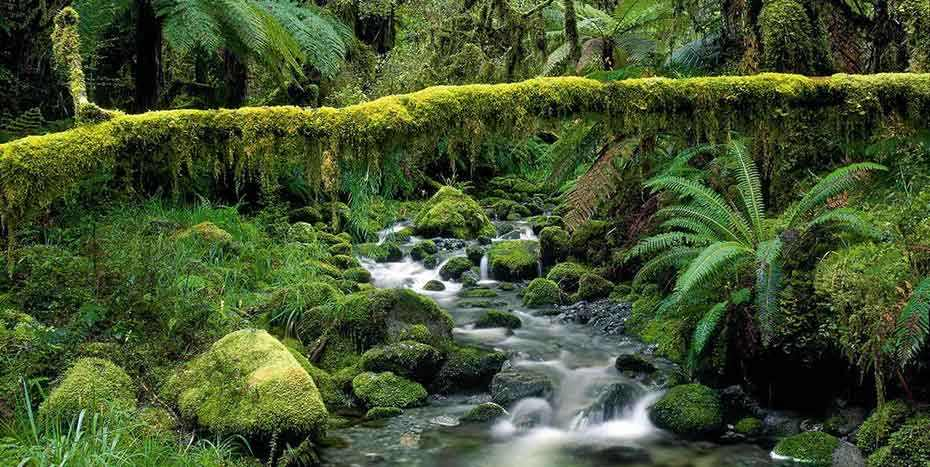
688, 301, 728, 370
892, 277, 930, 367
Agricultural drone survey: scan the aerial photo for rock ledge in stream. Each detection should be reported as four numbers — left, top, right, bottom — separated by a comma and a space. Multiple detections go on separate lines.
490, 368, 554, 407
558, 300, 631, 336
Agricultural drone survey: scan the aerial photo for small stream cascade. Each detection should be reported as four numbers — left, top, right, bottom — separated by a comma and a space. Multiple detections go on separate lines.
324, 220, 774, 466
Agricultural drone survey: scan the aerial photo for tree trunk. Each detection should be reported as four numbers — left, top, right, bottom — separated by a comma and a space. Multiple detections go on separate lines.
134, 0, 163, 112
223, 49, 248, 108
563, 0, 580, 66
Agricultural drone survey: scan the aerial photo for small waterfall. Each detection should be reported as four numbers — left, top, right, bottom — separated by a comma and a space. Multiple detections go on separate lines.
480, 254, 490, 280
376, 221, 411, 245
492, 398, 554, 439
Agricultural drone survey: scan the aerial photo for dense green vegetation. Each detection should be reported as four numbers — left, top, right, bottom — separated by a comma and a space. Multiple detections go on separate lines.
3, 0, 930, 466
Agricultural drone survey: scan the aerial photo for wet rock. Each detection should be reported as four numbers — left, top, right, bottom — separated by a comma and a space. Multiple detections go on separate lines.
439, 257, 472, 281
498, 230, 522, 240
466, 245, 486, 265
571, 443, 651, 464
474, 310, 521, 329
771, 431, 861, 467
433, 238, 467, 251
429, 415, 460, 427
832, 440, 865, 467
649, 384, 723, 439
822, 401, 866, 437
487, 240, 540, 281
490, 368, 555, 407
461, 270, 480, 287
539, 226, 569, 267
461, 402, 508, 423
720, 385, 765, 420
615, 354, 656, 374
578, 382, 640, 425
423, 254, 438, 269
558, 300, 631, 336
410, 240, 438, 260
431, 345, 507, 393
423, 280, 445, 291
366, 407, 403, 420
762, 411, 803, 438
360, 341, 444, 383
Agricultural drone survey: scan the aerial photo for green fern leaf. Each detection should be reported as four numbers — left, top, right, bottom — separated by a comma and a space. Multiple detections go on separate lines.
674, 241, 752, 297
755, 238, 783, 343
687, 301, 728, 370
786, 162, 887, 228
892, 277, 930, 366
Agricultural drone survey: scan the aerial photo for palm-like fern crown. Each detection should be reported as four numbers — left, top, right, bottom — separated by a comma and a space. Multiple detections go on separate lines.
74, 0, 351, 83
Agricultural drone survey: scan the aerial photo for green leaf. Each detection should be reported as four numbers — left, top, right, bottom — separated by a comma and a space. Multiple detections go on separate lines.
891, 277, 930, 367
688, 301, 728, 370
674, 241, 752, 297
755, 238, 783, 343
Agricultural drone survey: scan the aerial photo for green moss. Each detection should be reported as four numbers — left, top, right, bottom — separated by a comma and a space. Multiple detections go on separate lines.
772, 431, 839, 466
878, 414, 930, 465
1, 307, 57, 408
734, 417, 764, 437
39, 358, 136, 422
759, 0, 831, 74
574, 273, 613, 301
414, 186, 496, 239
352, 371, 427, 408
461, 402, 508, 423
539, 226, 569, 267
857, 400, 913, 454
343, 267, 372, 283
488, 240, 539, 281
648, 384, 722, 438
474, 310, 522, 329
569, 220, 609, 264
868, 445, 892, 466
546, 262, 589, 293
528, 215, 563, 234
522, 278, 561, 307
360, 340, 444, 383
136, 407, 177, 438
162, 329, 328, 439
459, 288, 498, 298
484, 198, 531, 220
366, 407, 403, 419
439, 256, 473, 281
328, 242, 352, 256
410, 240, 438, 260
324, 254, 362, 270
175, 221, 234, 248
432, 344, 507, 393
355, 242, 402, 263
423, 280, 445, 291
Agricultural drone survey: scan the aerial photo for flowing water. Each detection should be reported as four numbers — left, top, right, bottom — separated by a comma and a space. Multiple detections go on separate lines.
323, 221, 776, 466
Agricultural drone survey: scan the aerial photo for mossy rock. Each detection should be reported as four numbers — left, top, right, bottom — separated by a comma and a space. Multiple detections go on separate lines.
360, 340, 444, 383
528, 215, 563, 234
522, 278, 561, 307
289, 206, 325, 224
474, 310, 522, 329
461, 402, 508, 423
432, 344, 507, 393
614, 354, 656, 374
318, 288, 454, 371
410, 240, 438, 260
328, 242, 352, 256
876, 414, 930, 466
136, 407, 178, 438
343, 267, 372, 283
440, 256, 473, 281
423, 280, 446, 291
352, 371, 427, 409
856, 400, 912, 454
423, 254, 438, 269
325, 254, 362, 270
485, 198, 531, 220
174, 221, 234, 248
1, 308, 57, 409
569, 220, 609, 263
413, 186, 496, 239
355, 242, 402, 263
162, 329, 328, 439
39, 358, 136, 422
459, 288, 498, 298
772, 431, 840, 466
575, 273, 614, 301
466, 244, 486, 265
734, 417, 764, 437
546, 262, 589, 293
649, 384, 723, 438
540, 226, 569, 267
366, 407, 403, 420
488, 240, 539, 281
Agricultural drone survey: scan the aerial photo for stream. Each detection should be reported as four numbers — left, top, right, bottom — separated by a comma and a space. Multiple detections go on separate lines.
322, 220, 777, 467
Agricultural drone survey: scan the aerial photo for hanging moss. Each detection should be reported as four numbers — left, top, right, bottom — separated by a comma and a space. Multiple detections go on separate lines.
758, 0, 831, 74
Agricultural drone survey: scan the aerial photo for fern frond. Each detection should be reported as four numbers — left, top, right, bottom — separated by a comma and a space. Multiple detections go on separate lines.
807, 208, 884, 240
564, 136, 638, 231
687, 301, 728, 370
542, 42, 572, 76
546, 120, 606, 186
674, 241, 752, 297
655, 205, 740, 244
260, 0, 351, 79
624, 231, 712, 261
755, 238, 783, 343
892, 277, 930, 367
658, 217, 717, 237
786, 162, 887, 228
633, 247, 701, 286
646, 175, 753, 243
729, 140, 765, 241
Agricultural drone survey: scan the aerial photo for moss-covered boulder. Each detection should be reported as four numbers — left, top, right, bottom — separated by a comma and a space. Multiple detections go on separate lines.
466, 244, 486, 265
366, 406, 403, 420
488, 240, 539, 281
529, 215, 563, 234
352, 371, 427, 409
491, 368, 555, 407
475, 310, 522, 329
175, 221, 234, 248
461, 402, 508, 423
569, 220, 609, 264
432, 344, 507, 393
414, 187, 496, 239
410, 240, 438, 260
1, 308, 57, 409
343, 267, 372, 283
355, 242, 403, 263
771, 431, 840, 466
39, 358, 136, 422
459, 288, 497, 298
162, 329, 328, 439
546, 262, 589, 293
522, 278, 561, 307
649, 384, 723, 438
423, 280, 446, 291
325, 254, 361, 270
360, 341, 444, 383
317, 289, 454, 371
856, 400, 912, 454
439, 256, 473, 281
875, 414, 930, 466
735, 417, 764, 437
575, 273, 614, 301
328, 242, 352, 256
485, 198, 531, 220
540, 226, 569, 267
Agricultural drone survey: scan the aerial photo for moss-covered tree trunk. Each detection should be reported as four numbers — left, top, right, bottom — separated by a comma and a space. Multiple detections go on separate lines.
563, 0, 580, 67
134, 0, 162, 112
